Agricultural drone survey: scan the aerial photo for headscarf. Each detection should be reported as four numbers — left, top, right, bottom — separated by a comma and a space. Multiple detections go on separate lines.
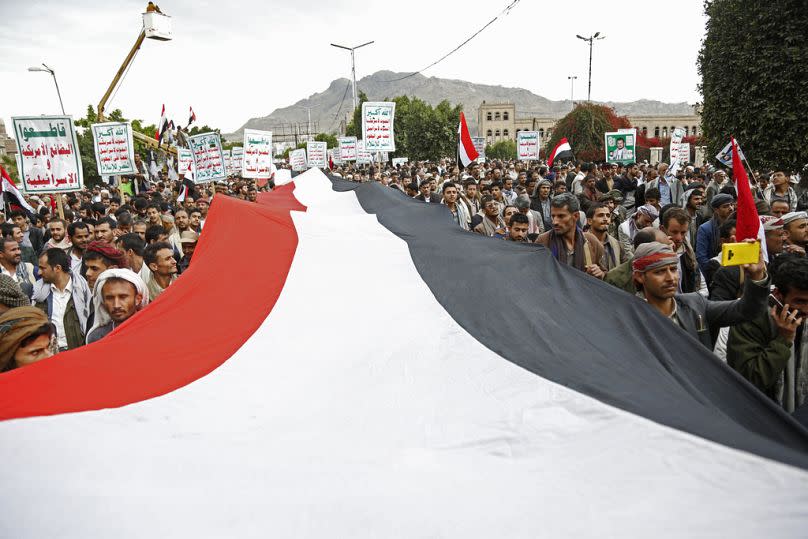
0, 275, 30, 309
87, 269, 150, 340
0, 307, 51, 371
628, 205, 660, 240
632, 242, 679, 272
84, 241, 127, 268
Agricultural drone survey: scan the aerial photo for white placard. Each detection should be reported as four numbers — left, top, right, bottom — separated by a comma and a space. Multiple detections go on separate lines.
356, 140, 373, 165
392, 157, 409, 167
91, 122, 136, 176
188, 132, 226, 183
231, 146, 244, 176
290, 148, 307, 172
177, 148, 194, 177
222, 149, 232, 175
338, 136, 357, 161
361, 101, 396, 153
242, 129, 273, 178
12, 115, 84, 192
516, 131, 540, 161
306, 141, 327, 168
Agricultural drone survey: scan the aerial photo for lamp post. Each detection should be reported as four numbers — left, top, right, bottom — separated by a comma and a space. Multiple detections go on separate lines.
297, 104, 320, 140
567, 75, 577, 109
330, 41, 375, 111
28, 64, 65, 115
575, 32, 605, 101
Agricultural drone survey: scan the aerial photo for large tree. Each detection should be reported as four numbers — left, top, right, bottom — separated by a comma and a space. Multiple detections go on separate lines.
698, 0, 808, 172
546, 103, 631, 163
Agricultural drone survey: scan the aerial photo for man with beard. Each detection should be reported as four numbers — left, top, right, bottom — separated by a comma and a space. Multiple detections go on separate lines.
782, 211, 808, 252
586, 203, 623, 271
535, 193, 606, 278
660, 207, 705, 296
460, 179, 481, 216
632, 240, 768, 350
696, 193, 735, 276
43, 218, 71, 253
85, 269, 149, 344
531, 179, 553, 232
506, 213, 530, 242
473, 196, 506, 237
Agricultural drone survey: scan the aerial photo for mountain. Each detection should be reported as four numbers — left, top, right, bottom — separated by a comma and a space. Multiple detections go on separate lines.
228, 71, 696, 138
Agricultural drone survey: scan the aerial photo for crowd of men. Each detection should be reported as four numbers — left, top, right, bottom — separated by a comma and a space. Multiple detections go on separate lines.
1, 154, 807, 416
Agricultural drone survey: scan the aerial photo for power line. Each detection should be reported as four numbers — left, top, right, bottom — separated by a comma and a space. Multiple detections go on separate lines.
379, 0, 520, 83
328, 79, 353, 133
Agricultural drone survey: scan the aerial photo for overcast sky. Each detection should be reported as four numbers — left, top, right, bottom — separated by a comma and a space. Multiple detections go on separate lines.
0, 0, 707, 135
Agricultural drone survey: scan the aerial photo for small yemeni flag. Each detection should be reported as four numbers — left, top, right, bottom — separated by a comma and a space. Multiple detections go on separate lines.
548, 138, 573, 169
177, 184, 189, 203
0, 165, 36, 214
187, 107, 196, 128
731, 137, 763, 245
457, 112, 479, 167
156, 104, 168, 145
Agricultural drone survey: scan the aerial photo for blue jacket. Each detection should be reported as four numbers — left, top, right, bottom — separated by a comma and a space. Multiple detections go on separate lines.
695, 219, 719, 276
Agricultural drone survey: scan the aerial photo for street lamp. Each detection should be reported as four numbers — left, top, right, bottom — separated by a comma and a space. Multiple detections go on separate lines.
567, 75, 578, 109
28, 64, 65, 115
297, 104, 320, 140
575, 32, 605, 101
330, 41, 374, 112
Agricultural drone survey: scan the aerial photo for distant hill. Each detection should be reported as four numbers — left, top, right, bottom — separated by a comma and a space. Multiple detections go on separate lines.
228, 71, 696, 137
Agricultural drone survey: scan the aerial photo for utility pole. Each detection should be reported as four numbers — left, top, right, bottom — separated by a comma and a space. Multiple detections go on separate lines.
297, 104, 319, 140
576, 32, 605, 101
567, 75, 577, 109
330, 41, 375, 111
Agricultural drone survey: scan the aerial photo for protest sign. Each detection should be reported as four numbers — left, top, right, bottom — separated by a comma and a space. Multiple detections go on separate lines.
91, 122, 135, 176
177, 148, 195, 177
472, 137, 486, 162
356, 140, 373, 165
231, 146, 244, 175
604, 129, 636, 165
188, 132, 226, 183
242, 129, 273, 178
361, 102, 396, 153
290, 148, 307, 172
392, 157, 409, 167
12, 116, 83, 192
338, 136, 357, 161
222, 149, 232, 175
649, 147, 663, 165
327, 149, 339, 167
516, 131, 540, 161
715, 140, 746, 166
306, 141, 327, 168
672, 143, 690, 164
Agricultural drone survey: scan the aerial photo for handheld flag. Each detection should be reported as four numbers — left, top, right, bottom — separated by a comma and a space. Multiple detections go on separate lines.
548, 138, 573, 169
731, 137, 762, 243
457, 112, 479, 167
177, 183, 189, 203
187, 107, 196, 129
156, 104, 169, 146
0, 166, 36, 214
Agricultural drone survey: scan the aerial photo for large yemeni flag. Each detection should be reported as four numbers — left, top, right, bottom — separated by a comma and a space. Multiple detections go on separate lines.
457, 111, 479, 166
1, 169, 808, 537
548, 137, 573, 168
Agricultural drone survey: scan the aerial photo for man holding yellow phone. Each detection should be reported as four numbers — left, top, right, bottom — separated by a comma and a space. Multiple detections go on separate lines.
632, 239, 769, 350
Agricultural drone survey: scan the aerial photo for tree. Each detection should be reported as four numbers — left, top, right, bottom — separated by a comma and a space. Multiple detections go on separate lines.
314, 132, 338, 148
698, 1, 808, 172
546, 103, 631, 163
344, 91, 369, 138
486, 140, 516, 160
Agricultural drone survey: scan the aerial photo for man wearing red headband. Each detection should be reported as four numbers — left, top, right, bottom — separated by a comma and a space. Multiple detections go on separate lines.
632, 240, 769, 349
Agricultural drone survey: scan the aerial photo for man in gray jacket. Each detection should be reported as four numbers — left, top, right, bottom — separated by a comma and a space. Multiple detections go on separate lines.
632, 240, 769, 349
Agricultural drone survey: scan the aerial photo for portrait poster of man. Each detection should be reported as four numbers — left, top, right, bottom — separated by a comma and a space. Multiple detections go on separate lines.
604, 130, 636, 165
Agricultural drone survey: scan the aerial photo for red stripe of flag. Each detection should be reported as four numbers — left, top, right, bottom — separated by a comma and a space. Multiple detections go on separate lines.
731, 137, 759, 241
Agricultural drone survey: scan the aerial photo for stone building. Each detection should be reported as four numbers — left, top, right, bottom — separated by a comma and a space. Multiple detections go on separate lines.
477, 101, 702, 146
0, 119, 18, 158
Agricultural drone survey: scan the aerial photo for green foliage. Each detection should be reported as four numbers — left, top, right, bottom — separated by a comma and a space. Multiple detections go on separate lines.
546, 103, 631, 162
314, 132, 338, 148
1, 155, 19, 184
486, 139, 517, 160
344, 93, 461, 161
698, 1, 808, 172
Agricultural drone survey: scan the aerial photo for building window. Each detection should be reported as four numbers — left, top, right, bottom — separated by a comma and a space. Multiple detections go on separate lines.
539, 128, 544, 137
495, 129, 501, 137
654, 127, 660, 137
642, 127, 648, 136
486, 112, 492, 121
662, 127, 668, 138
685, 126, 689, 136
503, 112, 509, 121
486, 129, 492, 137
692, 126, 697, 135
516, 129, 521, 134
495, 112, 501, 120
671, 126, 676, 134
503, 129, 509, 137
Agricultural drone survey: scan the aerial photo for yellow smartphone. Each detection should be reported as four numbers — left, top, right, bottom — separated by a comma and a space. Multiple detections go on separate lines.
721, 241, 760, 266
